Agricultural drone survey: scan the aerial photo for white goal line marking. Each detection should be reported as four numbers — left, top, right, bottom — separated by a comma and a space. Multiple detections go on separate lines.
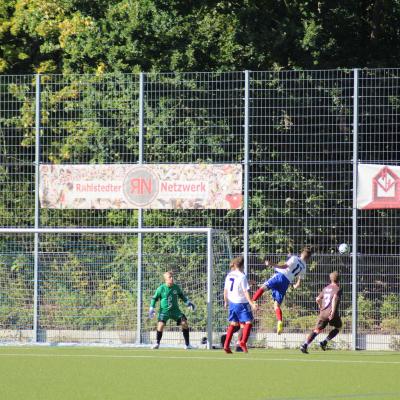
262, 393, 400, 400
0, 352, 399, 365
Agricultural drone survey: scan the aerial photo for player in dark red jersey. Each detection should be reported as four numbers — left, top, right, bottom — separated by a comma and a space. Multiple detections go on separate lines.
300, 271, 342, 353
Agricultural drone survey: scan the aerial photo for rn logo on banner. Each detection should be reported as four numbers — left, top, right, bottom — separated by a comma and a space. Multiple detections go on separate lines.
357, 164, 400, 209
123, 167, 159, 207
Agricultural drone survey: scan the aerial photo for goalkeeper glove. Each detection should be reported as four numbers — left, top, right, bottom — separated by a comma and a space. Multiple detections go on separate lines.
149, 307, 155, 319
186, 301, 196, 312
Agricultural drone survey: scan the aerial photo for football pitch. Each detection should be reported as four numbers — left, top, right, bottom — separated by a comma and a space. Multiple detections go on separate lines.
1, 347, 399, 400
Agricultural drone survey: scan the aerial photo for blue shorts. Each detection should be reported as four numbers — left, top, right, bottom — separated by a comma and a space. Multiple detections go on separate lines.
228, 302, 253, 323
264, 273, 290, 305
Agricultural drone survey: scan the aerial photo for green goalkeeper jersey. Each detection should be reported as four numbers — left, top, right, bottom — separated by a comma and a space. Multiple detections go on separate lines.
150, 283, 188, 313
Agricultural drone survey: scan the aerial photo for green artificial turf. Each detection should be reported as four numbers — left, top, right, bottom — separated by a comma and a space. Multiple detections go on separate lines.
0, 347, 399, 400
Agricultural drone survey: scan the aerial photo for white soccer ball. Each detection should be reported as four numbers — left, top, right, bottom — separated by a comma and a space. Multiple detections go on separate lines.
338, 243, 350, 254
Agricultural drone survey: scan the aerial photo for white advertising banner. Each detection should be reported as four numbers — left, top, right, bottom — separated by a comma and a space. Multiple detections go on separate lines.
39, 164, 243, 209
357, 164, 400, 209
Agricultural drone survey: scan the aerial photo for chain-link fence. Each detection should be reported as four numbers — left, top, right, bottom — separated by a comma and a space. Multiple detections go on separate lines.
1, 69, 400, 350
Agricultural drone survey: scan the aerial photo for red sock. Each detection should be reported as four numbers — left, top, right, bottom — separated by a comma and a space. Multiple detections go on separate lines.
253, 287, 264, 301
241, 323, 252, 344
275, 308, 282, 321
224, 325, 235, 349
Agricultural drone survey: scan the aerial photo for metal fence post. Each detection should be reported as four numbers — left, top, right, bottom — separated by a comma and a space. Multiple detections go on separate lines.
243, 70, 250, 274
136, 72, 145, 344
33, 74, 41, 343
206, 229, 214, 349
352, 68, 359, 350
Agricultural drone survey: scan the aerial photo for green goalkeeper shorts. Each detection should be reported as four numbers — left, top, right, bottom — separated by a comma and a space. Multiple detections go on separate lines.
158, 309, 187, 325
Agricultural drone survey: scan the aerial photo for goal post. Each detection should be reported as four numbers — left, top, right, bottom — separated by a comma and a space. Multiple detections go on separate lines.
0, 227, 232, 349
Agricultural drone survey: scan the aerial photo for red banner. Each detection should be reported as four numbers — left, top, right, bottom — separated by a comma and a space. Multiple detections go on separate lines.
357, 164, 400, 209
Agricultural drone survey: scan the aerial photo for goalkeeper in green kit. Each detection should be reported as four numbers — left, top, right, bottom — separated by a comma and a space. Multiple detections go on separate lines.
149, 271, 196, 349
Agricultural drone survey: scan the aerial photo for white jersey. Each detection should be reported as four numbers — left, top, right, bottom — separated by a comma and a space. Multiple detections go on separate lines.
275, 255, 306, 283
224, 270, 250, 304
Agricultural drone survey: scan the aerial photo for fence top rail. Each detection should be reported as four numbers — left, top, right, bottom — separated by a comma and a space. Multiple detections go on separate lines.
2, 68, 400, 79
0, 227, 215, 234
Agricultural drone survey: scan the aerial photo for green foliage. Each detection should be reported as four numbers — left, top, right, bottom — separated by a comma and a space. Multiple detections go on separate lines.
356, 294, 376, 331
288, 314, 317, 332
0, 252, 33, 328
389, 336, 400, 351
381, 319, 400, 334
380, 294, 400, 319
3, 1, 400, 74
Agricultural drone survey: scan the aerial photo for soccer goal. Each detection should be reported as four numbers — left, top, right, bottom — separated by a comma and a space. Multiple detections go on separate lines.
0, 227, 231, 349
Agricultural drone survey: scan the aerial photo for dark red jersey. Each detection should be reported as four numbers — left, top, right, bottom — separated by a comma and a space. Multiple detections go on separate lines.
318, 283, 341, 314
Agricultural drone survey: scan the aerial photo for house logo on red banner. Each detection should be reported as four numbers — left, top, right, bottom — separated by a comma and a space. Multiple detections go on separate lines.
365, 166, 400, 209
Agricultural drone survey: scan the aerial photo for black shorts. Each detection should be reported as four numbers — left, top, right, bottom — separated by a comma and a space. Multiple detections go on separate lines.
316, 313, 342, 331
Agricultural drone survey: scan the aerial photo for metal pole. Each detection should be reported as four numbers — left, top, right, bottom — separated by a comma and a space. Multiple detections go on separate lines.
352, 68, 359, 351
243, 70, 250, 274
206, 229, 213, 349
136, 72, 144, 345
33, 74, 41, 343
138, 73, 144, 164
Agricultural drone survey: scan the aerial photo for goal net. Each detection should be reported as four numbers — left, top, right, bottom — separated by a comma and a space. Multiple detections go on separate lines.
0, 228, 231, 348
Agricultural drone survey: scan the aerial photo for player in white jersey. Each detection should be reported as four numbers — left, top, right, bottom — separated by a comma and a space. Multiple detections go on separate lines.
222, 256, 257, 353
253, 247, 312, 334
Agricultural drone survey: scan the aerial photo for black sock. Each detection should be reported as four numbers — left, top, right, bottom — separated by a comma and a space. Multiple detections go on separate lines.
326, 328, 339, 341
156, 330, 163, 344
306, 331, 318, 345
182, 328, 190, 346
